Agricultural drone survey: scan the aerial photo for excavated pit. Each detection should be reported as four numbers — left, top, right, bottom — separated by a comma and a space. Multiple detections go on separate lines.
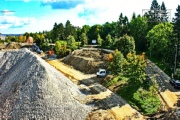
63, 49, 109, 74
0, 48, 92, 119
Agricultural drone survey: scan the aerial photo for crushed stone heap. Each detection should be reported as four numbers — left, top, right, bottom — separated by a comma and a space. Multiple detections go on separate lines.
0, 48, 92, 119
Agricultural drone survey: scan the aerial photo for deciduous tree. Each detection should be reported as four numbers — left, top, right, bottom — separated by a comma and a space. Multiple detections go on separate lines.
146, 22, 173, 59
116, 34, 135, 57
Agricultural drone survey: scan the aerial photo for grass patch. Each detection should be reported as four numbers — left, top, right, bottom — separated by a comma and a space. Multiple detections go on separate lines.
105, 76, 128, 87
148, 57, 171, 76
117, 80, 150, 108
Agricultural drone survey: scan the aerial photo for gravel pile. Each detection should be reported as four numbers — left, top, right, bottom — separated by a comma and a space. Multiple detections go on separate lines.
0, 48, 92, 119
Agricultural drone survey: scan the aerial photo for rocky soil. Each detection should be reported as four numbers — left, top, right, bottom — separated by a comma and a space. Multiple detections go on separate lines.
63, 49, 109, 74
0, 48, 92, 119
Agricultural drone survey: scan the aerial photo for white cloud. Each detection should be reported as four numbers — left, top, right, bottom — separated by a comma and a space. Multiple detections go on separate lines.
24, 0, 30, 2
1, 0, 179, 34
0, 15, 36, 30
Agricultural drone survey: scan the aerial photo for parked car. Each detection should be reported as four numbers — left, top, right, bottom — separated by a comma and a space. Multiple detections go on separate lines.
169, 78, 180, 89
96, 69, 107, 77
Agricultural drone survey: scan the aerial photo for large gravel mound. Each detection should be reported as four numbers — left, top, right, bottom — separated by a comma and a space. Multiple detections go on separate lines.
0, 48, 92, 119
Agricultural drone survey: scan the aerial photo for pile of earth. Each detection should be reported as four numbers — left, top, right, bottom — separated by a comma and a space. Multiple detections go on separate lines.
0, 43, 7, 50
5, 42, 21, 49
63, 49, 109, 74
0, 48, 92, 119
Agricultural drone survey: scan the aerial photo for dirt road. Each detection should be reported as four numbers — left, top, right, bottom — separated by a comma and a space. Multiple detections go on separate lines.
47, 59, 143, 120
47, 59, 96, 84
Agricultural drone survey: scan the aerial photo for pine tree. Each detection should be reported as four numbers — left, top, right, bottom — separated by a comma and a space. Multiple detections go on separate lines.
147, 0, 161, 30
57, 23, 64, 40
150, 0, 160, 21
160, 2, 168, 22
132, 12, 136, 19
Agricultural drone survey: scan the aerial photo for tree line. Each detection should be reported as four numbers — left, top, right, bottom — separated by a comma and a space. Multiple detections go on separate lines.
3, 0, 180, 77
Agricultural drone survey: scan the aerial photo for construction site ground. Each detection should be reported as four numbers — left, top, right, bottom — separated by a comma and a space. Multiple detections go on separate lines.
1, 42, 179, 119
47, 59, 143, 120
47, 48, 180, 119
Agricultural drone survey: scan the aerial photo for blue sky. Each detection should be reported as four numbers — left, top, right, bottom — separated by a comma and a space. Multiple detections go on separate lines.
0, 0, 179, 34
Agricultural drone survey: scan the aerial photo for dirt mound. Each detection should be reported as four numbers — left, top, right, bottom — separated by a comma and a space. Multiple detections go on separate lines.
86, 110, 116, 120
0, 48, 92, 119
5, 42, 21, 49
63, 49, 109, 74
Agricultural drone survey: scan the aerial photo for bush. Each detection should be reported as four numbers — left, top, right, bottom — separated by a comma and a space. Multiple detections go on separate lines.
40, 42, 51, 51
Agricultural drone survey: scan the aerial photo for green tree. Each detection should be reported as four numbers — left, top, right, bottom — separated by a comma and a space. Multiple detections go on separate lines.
146, 0, 161, 30
100, 22, 112, 40
108, 49, 125, 75
24, 32, 30, 39
55, 41, 62, 55
97, 34, 103, 46
118, 13, 129, 36
146, 22, 173, 59
64, 20, 72, 39
160, 2, 168, 22
173, 5, 180, 69
129, 16, 148, 51
67, 35, 77, 50
116, 34, 135, 57
57, 23, 64, 40
80, 33, 88, 45
87, 24, 101, 43
105, 34, 112, 46
149, 0, 160, 21
132, 12, 136, 20
123, 52, 146, 83
52, 22, 59, 41
133, 77, 160, 115
81, 25, 90, 34
133, 87, 161, 115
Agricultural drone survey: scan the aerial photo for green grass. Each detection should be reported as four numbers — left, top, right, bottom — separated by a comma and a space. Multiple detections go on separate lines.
105, 76, 128, 87
148, 56, 171, 76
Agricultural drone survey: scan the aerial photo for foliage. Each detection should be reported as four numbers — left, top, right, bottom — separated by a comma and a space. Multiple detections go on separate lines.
160, 2, 168, 22
67, 35, 77, 50
105, 76, 128, 87
123, 52, 147, 83
108, 49, 125, 75
174, 69, 180, 79
100, 22, 113, 40
129, 16, 148, 51
116, 34, 135, 57
55, 41, 68, 56
55, 41, 62, 55
148, 56, 171, 76
81, 25, 90, 34
105, 34, 112, 46
18, 35, 26, 43
146, 22, 174, 60
118, 13, 129, 36
173, 5, 180, 69
87, 24, 101, 42
97, 34, 103, 46
40, 42, 51, 51
79, 33, 88, 45
133, 77, 160, 115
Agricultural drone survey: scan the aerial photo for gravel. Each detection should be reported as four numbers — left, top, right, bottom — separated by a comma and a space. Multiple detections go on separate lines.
0, 48, 92, 119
